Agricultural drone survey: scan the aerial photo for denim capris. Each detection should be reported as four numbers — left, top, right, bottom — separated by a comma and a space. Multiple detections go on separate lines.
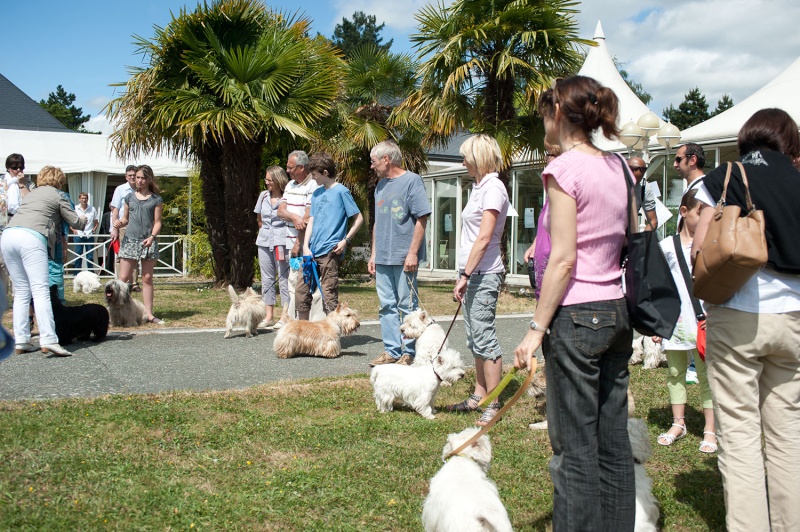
463, 272, 503, 361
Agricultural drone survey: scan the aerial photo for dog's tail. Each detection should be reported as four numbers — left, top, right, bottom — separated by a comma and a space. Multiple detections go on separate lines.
227, 285, 240, 305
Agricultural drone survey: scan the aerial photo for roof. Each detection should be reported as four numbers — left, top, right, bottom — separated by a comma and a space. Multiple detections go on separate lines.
0, 73, 74, 133
681, 55, 800, 144
577, 22, 664, 151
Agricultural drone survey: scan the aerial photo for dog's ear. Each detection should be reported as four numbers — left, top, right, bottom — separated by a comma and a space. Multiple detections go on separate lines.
419, 309, 427, 320
436, 355, 443, 365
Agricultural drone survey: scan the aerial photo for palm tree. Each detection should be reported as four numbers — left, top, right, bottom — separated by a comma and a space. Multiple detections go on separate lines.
396, 0, 591, 166
105, 0, 343, 288
314, 44, 427, 237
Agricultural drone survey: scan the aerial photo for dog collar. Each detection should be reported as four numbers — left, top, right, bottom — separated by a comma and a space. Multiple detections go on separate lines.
443, 452, 470, 464
432, 367, 443, 382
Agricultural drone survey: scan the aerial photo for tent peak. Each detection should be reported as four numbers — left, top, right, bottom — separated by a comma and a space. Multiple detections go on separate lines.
594, 21, 605, 41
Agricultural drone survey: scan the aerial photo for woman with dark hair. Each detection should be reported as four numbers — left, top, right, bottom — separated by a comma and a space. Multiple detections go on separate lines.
513, 75, 635, 530
113, 165, 164, 324
1, 166, 86, 356
692, 108, 800, 532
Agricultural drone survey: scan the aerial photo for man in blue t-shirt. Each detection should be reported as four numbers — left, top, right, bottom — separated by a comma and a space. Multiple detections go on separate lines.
296, 153, 363, 317
367, 140, 432, 366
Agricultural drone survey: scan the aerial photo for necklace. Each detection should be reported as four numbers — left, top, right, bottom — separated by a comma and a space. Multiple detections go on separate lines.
566, 141, 586, 152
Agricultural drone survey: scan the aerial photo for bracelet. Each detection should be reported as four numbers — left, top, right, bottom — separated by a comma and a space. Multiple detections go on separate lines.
345, 236, 352, 245
530, 320, 550, 334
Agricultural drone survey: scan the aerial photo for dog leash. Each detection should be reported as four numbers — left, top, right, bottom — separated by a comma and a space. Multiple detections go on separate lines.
445, 359, 538, 460
437, 301, 462, 354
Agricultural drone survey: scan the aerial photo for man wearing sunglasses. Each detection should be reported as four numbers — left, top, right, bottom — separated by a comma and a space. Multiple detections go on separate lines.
4, 153, 33, 219
673, 143, 705, 231
628, 156, 658, 231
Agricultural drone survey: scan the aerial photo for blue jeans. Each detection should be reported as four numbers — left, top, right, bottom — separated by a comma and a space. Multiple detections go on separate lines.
543, 297, 635, 532
74, 236, 94, 270
375, 265, 417, 359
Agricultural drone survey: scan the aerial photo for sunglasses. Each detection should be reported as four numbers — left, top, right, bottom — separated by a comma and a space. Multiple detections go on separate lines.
629, 166, 646, 172
9, 166, 24, 171
674, 155, 691, 164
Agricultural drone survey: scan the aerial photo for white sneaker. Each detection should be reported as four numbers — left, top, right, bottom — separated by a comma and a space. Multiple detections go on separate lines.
15, 342, 39, 354
686, 369, 698, 384
41, 343, 73, 357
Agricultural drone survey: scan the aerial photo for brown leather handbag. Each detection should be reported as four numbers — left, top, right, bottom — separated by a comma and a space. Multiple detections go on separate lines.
693, 161, 768, 304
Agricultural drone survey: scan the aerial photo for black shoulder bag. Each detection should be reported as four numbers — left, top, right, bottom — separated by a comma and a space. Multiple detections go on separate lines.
618, 154, 681, 338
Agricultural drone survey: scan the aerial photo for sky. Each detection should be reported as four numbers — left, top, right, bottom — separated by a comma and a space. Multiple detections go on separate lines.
3, 0, 800, 136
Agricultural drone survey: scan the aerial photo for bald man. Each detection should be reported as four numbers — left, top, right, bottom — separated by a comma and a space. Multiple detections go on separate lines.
628, 157, 657, 231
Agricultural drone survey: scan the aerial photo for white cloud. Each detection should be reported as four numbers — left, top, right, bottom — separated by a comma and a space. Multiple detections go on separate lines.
84, 115, 114, 136
330, 0, 436, 32
574, 0, 800, 117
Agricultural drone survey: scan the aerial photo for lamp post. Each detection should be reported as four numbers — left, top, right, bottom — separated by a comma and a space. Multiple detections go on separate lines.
656, 122, 682, 208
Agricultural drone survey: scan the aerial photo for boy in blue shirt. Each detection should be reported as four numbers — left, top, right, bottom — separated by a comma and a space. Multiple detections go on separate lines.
297, 153, 363, 317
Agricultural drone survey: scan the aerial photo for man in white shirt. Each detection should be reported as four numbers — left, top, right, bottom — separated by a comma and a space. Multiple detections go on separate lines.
674, 143, 706, 232
278, 150, 323, 320
110, 165, 139, 287
72, 192, 99, 270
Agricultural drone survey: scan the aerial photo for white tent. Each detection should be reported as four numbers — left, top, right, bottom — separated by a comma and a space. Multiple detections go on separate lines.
0, 127, 192, 219
681, 55, 800, 144
578, 22, 664, 151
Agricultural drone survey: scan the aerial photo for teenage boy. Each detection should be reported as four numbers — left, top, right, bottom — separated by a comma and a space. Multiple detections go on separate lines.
296, 153, 363, 316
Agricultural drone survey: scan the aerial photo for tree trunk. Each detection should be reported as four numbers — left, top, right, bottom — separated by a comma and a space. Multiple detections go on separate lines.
220, 134, 263, 290
197, 144, 230, 285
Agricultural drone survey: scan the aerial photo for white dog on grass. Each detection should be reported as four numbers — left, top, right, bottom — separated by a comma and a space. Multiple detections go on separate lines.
422, 427, 513, 532
73, 271, 102, 294
628, 418, 660, 531
370, 346, 465, 419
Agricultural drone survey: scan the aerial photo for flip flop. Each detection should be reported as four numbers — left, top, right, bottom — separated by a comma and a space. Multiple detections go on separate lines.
147, 317, 165, 325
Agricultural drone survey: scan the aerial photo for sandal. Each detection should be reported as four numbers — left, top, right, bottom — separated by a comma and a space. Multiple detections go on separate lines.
699, 431, 718, 454
147, 317, 165, 325
446, 394, 483, 413
657, 418, 687, 446
476, 402, 501, 426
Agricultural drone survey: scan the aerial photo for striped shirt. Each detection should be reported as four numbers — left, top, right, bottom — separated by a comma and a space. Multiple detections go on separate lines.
283, 176, 319, 249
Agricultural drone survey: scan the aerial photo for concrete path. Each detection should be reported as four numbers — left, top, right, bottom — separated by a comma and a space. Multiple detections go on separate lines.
0, 315, 534, 401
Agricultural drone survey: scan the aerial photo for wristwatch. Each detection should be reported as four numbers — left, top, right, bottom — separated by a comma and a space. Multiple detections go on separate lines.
530, 320, 550, 334
459, 269, 471, 280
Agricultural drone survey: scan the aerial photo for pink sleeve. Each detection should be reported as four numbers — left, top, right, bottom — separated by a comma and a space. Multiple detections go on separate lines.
544, 155, 580, 199
481, 183, 506, 212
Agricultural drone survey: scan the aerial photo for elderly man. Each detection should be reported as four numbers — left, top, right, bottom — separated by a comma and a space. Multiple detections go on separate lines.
628, 156, 658, 231
110, 165, 139, 289
278, 150, 323, 321
368, 140, 432, 366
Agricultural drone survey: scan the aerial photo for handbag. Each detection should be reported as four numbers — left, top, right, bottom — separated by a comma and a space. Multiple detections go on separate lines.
673, 235, 707, 360
692, 162, 768, 304
618, 154, 681, 338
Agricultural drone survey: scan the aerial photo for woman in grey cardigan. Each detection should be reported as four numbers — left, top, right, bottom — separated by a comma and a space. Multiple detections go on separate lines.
1, 166, 86, 356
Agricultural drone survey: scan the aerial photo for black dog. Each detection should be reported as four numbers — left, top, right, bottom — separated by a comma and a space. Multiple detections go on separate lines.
49, 285, 109, 345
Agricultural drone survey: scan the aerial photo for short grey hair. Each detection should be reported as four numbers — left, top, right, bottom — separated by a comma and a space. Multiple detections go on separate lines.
288, 150, 309, 167
370, 140, 403, 167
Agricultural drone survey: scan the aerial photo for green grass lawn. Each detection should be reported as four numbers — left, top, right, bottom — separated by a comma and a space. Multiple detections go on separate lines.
0, 365, 725, 530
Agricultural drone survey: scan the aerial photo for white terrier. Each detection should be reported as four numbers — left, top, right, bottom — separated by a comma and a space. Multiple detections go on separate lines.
399, 308, 447, 367
224, 285, 267, 338
628, 418, 660, 531
630, 335, 666, 369
370, 347, 465, 419
422, 427, 513, 532
73, 271, 102, 294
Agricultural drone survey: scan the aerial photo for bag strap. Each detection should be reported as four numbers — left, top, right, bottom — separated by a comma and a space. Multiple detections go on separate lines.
719, 161, 756, 213
672, 234, 705, 320
614, 153, 640, 237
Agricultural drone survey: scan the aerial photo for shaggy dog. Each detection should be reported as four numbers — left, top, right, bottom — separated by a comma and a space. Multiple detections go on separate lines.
72, 271, 102, 294
50, 285, 109, 344
630, 335, 667, 369
399, 308, 447, 367
104, 279, 147, 327
370, 347, 465, 419
273, 303, 360, 358
422, 427, 513, 532
224, 285, 267, 339
628, 418, 660, 531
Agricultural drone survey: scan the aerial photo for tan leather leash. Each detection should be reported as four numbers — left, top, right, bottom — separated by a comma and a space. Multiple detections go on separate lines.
445, 359, 538, 459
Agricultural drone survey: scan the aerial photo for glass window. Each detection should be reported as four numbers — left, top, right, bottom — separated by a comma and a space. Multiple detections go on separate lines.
510, 168, 544, 274
419, 179, 433, 270
434, 178, 459, 270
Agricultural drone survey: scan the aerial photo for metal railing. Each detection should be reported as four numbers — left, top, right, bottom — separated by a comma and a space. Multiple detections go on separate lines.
64, 234, 188, 277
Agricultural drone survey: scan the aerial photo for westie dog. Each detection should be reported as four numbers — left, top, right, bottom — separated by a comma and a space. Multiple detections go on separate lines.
104, 279, 146, 327
628, 418, 660, 531
630, 335, 666, 369
273, 303, 360, 358
370, 346, 465, 419
73, 271, 102, 294
422, 427, 513, 532
224, 285, 267, 338
399, 308, 447, 367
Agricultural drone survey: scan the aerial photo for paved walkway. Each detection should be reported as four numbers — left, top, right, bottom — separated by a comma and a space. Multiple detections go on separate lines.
0, 315, 534, 401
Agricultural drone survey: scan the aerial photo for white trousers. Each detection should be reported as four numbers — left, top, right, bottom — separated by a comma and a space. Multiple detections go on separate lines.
1, 228, 59, 345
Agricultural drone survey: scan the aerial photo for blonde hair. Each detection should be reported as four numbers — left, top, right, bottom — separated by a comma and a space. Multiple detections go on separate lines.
265, 166, 289, 197
459, 134, 504, 177
37, 166, 67, 188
